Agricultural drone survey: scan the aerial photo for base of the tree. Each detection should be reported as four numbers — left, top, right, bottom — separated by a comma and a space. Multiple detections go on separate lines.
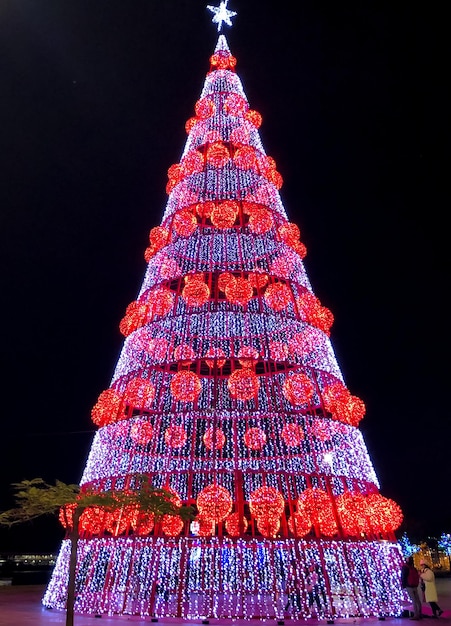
42, 536, 407, 620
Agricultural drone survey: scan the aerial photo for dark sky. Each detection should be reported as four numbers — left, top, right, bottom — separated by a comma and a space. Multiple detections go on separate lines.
0, 1, 447, 552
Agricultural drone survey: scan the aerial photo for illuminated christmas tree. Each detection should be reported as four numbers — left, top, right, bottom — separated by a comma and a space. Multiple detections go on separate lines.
44, 5, 407, 621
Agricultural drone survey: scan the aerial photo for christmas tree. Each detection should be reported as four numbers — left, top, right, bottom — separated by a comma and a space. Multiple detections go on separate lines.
44, 6, 407, 621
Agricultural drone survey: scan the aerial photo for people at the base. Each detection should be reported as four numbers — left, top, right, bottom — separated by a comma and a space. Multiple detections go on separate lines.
401, 556, 422, 620
306, 563, 323, 615
420, 563, 443, 618
285, 562, 302, 613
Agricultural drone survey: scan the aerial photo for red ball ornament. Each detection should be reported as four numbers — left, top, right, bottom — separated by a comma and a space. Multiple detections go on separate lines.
323, 381, 350, 408
180, 150, 204, 176
365, 493, 403, 534
182, 279, 210, 307
195, 517, 216, 537
161, 514, 184, 537
342, 395, 366, 426
163, 487, 182, 508
172, 209, 198, 237
203, 426, 226, 450
210, 52, 236, 70
248, 207, 274, 234
131, 510, 155, 536
130, 419, 154, 445
79, 506, 108, 536
104, 506, 135, 537
195, 201, 216, 219
119, 301, 149, 336
335, 491, 370, 537
225, 512, 248, 537
233, 145, 257, 170
211, 200, 239, 228
243, 427, 267, 450
283, 372, 315, 406
218, 271, 236, 292
170, 371, 202, 402
261, 155, 276, 173
269, 340, 289, 361
149, 225, 169, 244
257, 517, 280, 538
264, 283, 292, 311
185, 117, 198, 134
245, 109, 262, 128
91, 389, 125, 427
123, 378, 156, 411
147, 226, 169, 257
164, 424, 187, 448
59, 503, 77, 530
291, 240, 308, 259
281, 423, 304, 447
248, 272, 269, 289
237, 346, 259, 368
144, 246, 153, 263
167, 163, 182, 186
204, 347, 227, 369
196, 484, 233, 522
296, 293, 334, 335
195, 97, 216, 120
225, 277, 253, 306
323, 382, 365, 426
312, 305, 334, 336
288, 512, 312, 537
173, 343, 196, 365
249, 486, 285, 519
278, 222, 301, 244
184, 272, 205, 283
297, 488, 338, 537
228, 369, 260, 401
206, 142, 230, 168
266, 169, 283, 189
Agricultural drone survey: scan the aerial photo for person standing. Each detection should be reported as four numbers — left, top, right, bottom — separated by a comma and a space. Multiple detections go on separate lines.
420, 563, 443, 618
306, 563, 323, 615
284, 562, 302, 613
401, 556, 422, 620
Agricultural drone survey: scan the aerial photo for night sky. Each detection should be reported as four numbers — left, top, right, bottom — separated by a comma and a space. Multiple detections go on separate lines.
1, 1, 447, 552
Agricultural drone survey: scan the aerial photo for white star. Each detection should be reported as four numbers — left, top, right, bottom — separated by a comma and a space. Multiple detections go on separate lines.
207, 1, 237, 32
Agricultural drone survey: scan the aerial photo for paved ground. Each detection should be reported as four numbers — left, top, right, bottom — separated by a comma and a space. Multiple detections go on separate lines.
1, 580, 450, 626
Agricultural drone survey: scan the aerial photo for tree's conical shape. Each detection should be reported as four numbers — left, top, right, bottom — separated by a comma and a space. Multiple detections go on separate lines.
44, 34, 407, 620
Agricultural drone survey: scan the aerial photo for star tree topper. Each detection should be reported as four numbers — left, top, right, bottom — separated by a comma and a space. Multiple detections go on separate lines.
207, 1, 237, 31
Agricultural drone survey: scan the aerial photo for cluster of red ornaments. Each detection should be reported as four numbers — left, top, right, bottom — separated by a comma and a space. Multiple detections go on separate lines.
58, 488, 185, 539
59, 483, 402, 540
91, 369, 365, 427
118, 278, 331, 337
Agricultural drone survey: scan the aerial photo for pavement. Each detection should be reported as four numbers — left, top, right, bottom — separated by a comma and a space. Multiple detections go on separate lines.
0, 580, 450, 626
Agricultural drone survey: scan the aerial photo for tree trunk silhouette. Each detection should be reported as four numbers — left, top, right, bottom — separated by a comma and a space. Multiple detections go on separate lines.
66, 507, 81, 626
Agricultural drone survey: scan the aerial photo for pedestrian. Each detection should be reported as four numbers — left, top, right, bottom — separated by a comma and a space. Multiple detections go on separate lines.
401, 556, 422, 620
306, 563, 323, 615
420, 563, 443, 618
285, 562, 302, 613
